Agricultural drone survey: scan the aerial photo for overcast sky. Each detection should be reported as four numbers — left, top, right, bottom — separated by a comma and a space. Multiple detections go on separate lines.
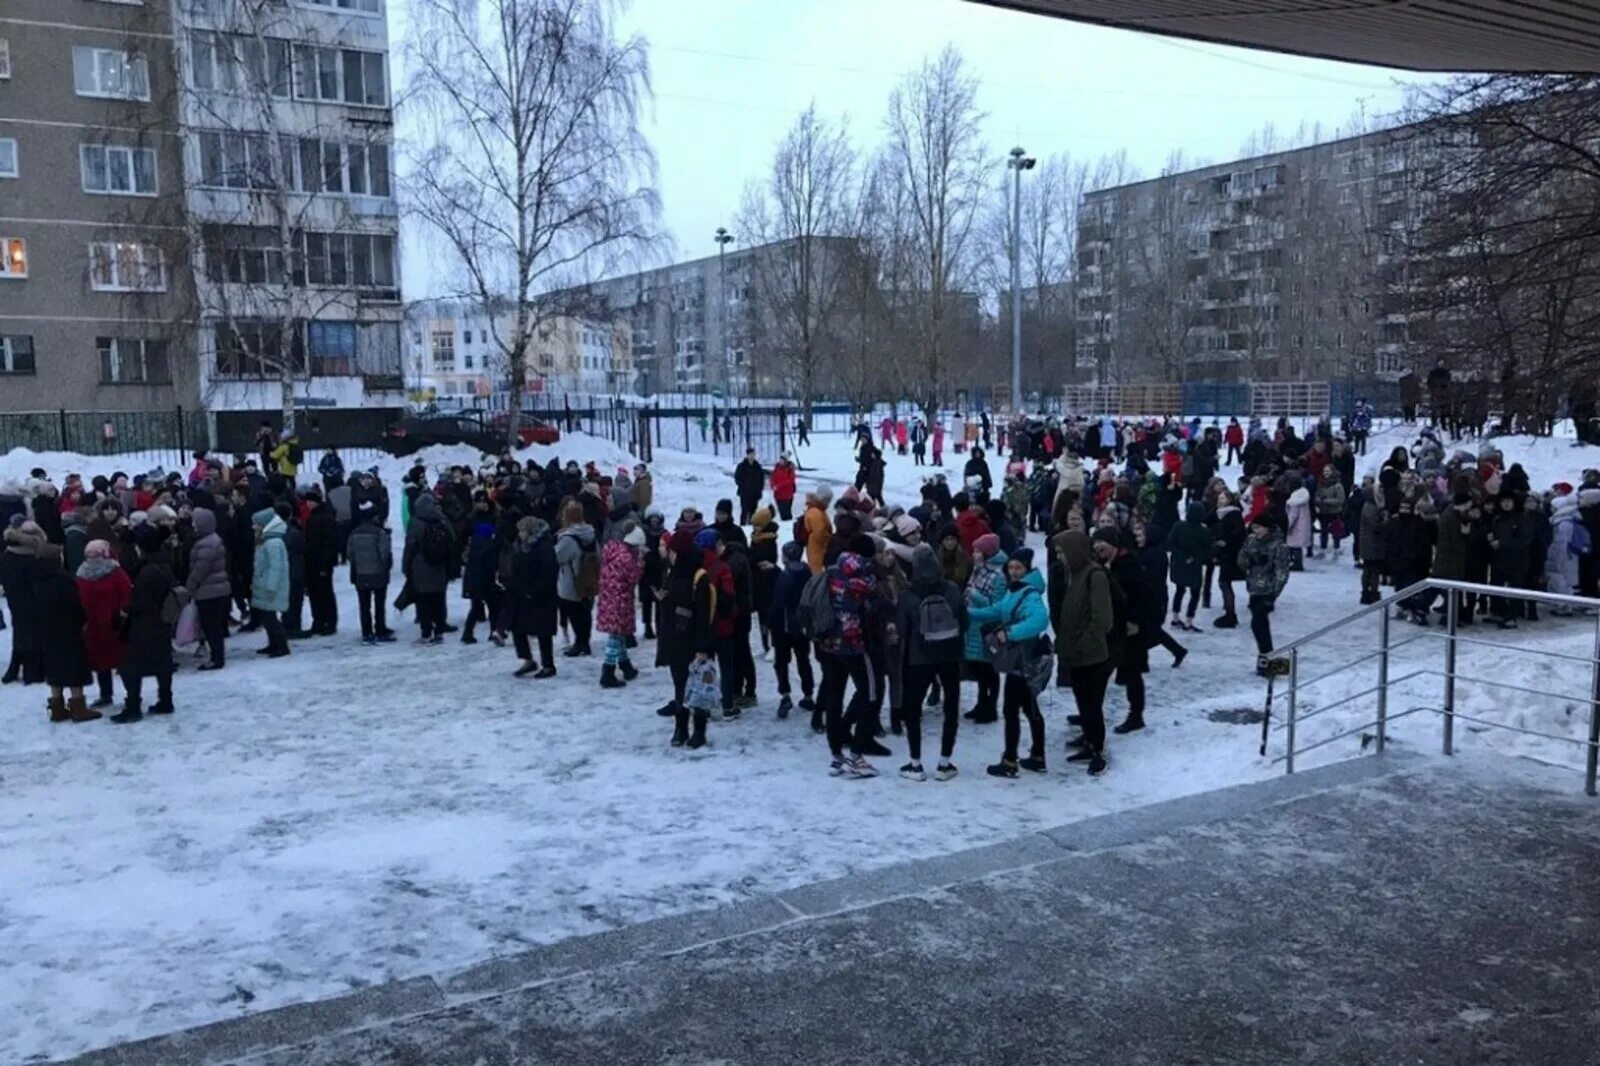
398, 0, 1434, 297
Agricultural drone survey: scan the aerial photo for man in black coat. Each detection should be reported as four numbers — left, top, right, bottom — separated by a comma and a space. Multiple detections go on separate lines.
114, 527, 178, 721
275, 501, 309, 637
734, 448, 767, 525
303, 488, 341, 636
228, 484, 258, 628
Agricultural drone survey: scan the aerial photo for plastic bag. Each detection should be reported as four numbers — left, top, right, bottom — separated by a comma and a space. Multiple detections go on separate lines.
684, 659, 720, 712
173, 601, 200, 646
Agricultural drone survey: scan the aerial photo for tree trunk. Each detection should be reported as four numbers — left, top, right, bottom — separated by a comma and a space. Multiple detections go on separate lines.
505, 342, 526, 447
280, 369, 296, 436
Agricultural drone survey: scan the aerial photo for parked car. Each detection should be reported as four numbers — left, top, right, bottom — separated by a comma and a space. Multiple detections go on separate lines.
382, 413, 561, 456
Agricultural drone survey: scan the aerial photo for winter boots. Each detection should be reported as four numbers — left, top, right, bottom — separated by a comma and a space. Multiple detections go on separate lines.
47, 694, 70, 722
67, 694, 102, 723
670, 708, 690, 748
600, 664, 626, 689
1113, 714, 1145, 735
110, 699, 143, 724
777, 695, 793, 719
687, 711, 709, 750
1213, 613, 1239, 629
619, 658, 639, 682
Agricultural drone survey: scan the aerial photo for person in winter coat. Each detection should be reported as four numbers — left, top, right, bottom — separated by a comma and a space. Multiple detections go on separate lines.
303, 490, 341, 636
817, 541, 881, 776
968, 549, 1050, 779
272, 500, 308, 637
911, 420, 928, 466
1357, 487, 1389, 605
1314, 468, 1348, 557
936, 524, 971, 588
252, 508, 291, 657
1223, 418, 1245, 466
931, 422, 946, 465
1052, 529, 1113, 776
34, 544, 97, 721
770, 455, 798, 521
506, 516, 559, 678
553, 501, 598, 656
1285, 487, 1313, 568
1430, 493, 1473, 625
803, 486, 833, 574
1383, 497, 1433, 622
461, 504, 503, 645
1547, 494, 1586, 610
1, 521, 46, 685
596, 524, 645, 688
116, 527, 177, 721
896, 542, 967, 780
1238, 513, 1293, 671
734, 449, 767, 525
184, 508, 231, 669
1168, 503, 1212, 630
963, 448, 993, 498
658, 529, 714, 746
749, 509, 779, 654
954, 497, 993, 555
318, 448, 346, 491
1524, 493, 1553, 620
404, 492, 457, 644
75, 539, 131, 708
1211, 492, 1247, 627
768, 539, 817, 723
1487, 492, 1533, 627
961, 532, 1009, 725
346, 502, 395, 644
1134, 520, 1187, 670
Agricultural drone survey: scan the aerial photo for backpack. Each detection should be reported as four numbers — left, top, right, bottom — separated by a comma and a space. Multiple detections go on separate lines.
918, 593, 961, 643
796, 567, 836, 640
287, 440, 304, 465
576, 541, 601, 598
1571, 521, 1593, 557
421, 519, 452, 566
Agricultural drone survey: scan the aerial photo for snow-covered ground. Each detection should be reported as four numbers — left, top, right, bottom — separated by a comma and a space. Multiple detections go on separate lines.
2, 422, 1599, 1062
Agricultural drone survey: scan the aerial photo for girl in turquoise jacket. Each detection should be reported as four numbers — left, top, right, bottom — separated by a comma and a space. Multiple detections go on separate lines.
968, 549, 1050, 779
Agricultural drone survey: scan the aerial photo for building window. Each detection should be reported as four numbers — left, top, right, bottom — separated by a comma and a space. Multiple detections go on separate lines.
298, 0, 381, 11
72, 47, 150, 100
203, 225, 287, 285
293, 45, 387, 106
463, 353, 474, 370
214, 320, 300, 377
307, 320, 356, 375
0, 335, 34, 374
0, 38, 10, 80
0, 138, 15, 179
98, 337, 170, 384
430, 329, 454, 372
81, 144, 158, 196
1, 238, 27, 278
190, 32, 290, 97
303, 232, 396, 290
89, 241, 167, 292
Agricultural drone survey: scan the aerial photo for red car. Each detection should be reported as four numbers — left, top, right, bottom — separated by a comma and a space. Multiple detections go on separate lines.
491, 413, 561, 446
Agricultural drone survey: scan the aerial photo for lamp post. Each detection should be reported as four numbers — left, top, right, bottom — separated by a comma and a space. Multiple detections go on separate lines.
714, 227, 736, 401
1007, 147, 1036, 414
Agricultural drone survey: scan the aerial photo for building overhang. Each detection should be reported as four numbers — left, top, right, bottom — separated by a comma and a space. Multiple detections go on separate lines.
967, 1, 1600, 73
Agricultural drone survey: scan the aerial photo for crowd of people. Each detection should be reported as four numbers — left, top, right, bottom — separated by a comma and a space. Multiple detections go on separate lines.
3, 406, 1596, 784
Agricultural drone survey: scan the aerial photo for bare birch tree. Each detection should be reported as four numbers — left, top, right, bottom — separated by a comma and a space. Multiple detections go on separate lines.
406, 0, 659, 443
735, 103, 856, 418
883, 46, 987, 420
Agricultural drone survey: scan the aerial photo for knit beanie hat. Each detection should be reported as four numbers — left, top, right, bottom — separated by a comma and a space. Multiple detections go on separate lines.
973, 533, 1001, 557
623, 526, 646, 548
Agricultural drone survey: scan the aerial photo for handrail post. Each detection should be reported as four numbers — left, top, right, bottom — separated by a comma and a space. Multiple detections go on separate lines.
1587, 613, 1600, 797
1376, 607, 1390, 754
1285, 649, 1299, 775
1443, 588, 1458, 757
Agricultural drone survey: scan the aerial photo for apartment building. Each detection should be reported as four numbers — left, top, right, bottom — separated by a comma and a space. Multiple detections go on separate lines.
180, 0, 404, 440
403, 299, 632, 402
1076, 126, 1425, 385
0, 0, 197, 411
0, 0, 403, 439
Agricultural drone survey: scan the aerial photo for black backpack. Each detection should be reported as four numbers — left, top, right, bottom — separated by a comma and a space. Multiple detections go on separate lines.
421, 520, 452, 566
288, 440, 304, 465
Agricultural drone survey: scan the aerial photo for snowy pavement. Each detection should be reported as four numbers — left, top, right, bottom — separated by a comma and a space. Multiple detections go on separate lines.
3, 427, 1599, 1062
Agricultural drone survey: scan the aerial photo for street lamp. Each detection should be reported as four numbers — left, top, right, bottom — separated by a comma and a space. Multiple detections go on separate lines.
714, 227, 736, 400
1007, 147, 1036, 413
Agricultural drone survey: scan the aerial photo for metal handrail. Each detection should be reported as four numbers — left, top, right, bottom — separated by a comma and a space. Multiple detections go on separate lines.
1266, 577, 1600, 795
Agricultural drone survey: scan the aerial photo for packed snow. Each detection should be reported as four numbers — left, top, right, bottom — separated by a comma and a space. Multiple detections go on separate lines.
2, 421, 1598, 1062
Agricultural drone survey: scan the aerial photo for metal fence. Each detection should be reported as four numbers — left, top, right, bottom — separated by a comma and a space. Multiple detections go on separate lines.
1062, 379, 1406, 419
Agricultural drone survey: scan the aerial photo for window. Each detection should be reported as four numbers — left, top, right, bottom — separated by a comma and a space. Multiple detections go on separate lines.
462, 329, 472, 344
0, 38, 10, 80
463, 352, 473, 370
0, 138, 16, 180
203, 225, 288, 285
214, 320, 300, 377
1, 238, 27, 278
98, 337, 169, 384
307, 320, 356, 375
283, 138, 390, 197
89, 241, 167, 292
304, 232, 395, 289
0, 335, 34, 374
73, 47, 150, 100
196, 130, 280, 190
191, 32, 291, 97
430, 329, 454, 371
299, 0, 381, 13
81, 144, 157, 195
294, 45, 386, 106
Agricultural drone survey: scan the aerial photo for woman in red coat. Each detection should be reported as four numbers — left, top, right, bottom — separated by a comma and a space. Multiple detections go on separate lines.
75, 538, 131, 708
769, 455, 798, 522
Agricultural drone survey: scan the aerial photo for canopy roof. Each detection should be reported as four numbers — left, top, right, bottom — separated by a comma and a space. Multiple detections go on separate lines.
969, 1, 1600, 73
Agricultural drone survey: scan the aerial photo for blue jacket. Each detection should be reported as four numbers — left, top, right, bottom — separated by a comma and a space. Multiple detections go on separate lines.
967, 568, 1048, 644
962, 551, 1010, 662
769, 556, 810, 635
251, 510, 290, 613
